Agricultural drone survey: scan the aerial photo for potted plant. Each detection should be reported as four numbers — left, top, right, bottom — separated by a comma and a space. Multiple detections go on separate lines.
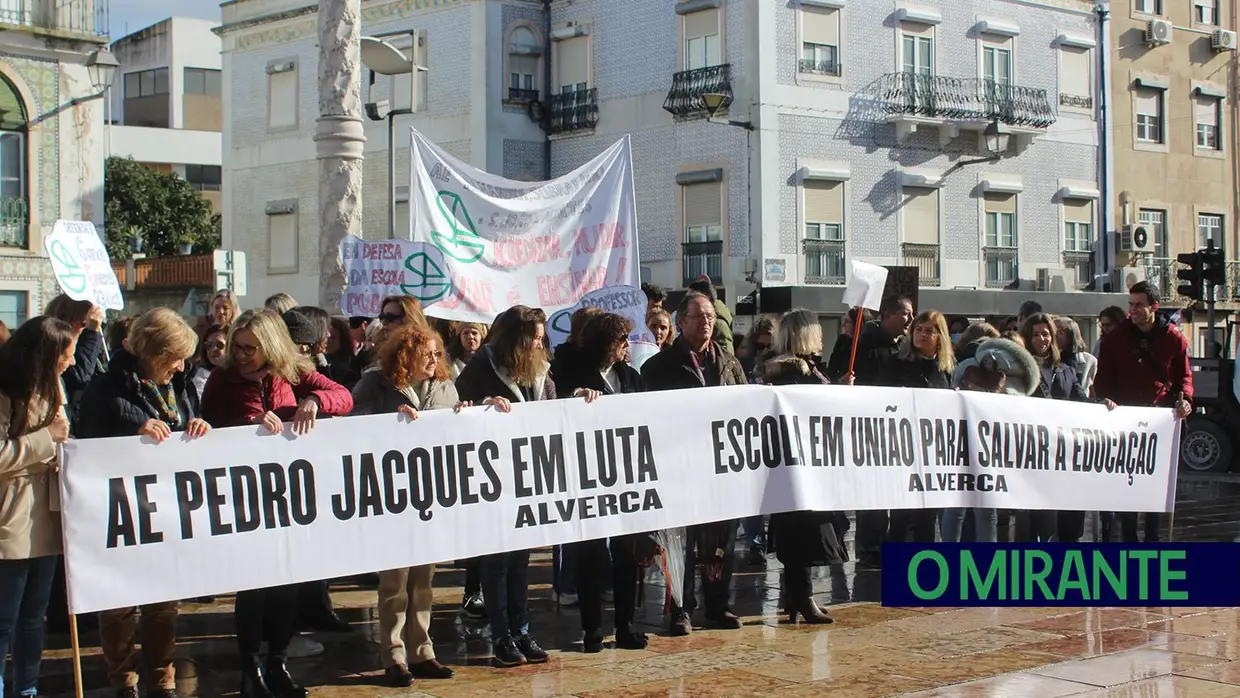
177, 234, 195, 255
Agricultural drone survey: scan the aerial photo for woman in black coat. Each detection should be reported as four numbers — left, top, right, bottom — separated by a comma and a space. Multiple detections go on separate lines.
553, 313, 653, 652
758, 309, 851, 624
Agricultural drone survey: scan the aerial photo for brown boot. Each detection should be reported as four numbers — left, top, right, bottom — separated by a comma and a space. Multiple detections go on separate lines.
788, 597, 833, 624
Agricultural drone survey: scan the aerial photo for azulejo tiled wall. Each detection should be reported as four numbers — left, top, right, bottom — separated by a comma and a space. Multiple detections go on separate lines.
0, 51, 59, 225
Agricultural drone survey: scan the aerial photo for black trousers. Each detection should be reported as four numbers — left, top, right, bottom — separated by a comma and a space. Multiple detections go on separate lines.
677, 522, 736, 617
784, 565, 812, 600
1119, 512, 1162, 542
887, 509, 936, 543
464, 558, 482, 597
1015, 510, 1057, 542
295, 580, 334, 627
855, 510, 889, 553
235, 585, 299, 664
1056, 511, 1086, 543
573, 538, 640, 633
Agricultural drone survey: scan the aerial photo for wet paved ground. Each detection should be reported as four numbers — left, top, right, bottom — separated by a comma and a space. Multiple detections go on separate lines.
35, 475, 1240, 697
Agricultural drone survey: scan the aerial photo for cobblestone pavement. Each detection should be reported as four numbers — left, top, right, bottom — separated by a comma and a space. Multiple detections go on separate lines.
34, 476, 1240, 697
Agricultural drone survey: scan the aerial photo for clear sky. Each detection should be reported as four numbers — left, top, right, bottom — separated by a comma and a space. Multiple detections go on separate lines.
109, 0, 221, 39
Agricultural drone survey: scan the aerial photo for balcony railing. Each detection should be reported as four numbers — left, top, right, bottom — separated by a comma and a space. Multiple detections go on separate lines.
1059, 93, 1093, 110
803, 238, 846, 285
0, 196, 28, 248
1063, 250, 1093, 290
682, 240, 722, 286
901, 242, 941, 287
982, 246, 1019, 288
0, 0, 108, 38
547, 88, 598, 135
1229, 262, 1240, 301
1141, 257, 1187, 307
664, 64, 732, 118
798, 59, 840, 76
877, 73, 1056, 129
507, 87, 538, 103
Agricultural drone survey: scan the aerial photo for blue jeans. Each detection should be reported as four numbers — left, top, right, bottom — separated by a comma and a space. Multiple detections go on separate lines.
480, 550, 530, 639
940, 508, 998, 543
0, 556, 58, 698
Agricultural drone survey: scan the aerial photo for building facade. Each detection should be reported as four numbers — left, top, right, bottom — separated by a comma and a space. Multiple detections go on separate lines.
220, 0, 1120, 324
0, 0, 111, 329
110, 17, 223, 211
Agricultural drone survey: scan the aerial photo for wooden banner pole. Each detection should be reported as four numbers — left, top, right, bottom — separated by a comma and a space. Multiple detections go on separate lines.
846, 307, 864, 375
68, 612, 84, 698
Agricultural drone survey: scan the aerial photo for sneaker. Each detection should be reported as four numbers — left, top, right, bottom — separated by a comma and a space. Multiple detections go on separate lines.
491, 635, 526, 668
516, 633, 549, 663
669, 610, 692, 636
286, 635, 325, 658
461, 593, 487, 619
555, 591, 579, 607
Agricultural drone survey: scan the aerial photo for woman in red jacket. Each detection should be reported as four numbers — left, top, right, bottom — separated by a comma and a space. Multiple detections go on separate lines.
201, 309, 353, 698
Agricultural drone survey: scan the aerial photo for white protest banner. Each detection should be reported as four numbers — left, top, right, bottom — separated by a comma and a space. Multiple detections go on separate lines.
546, 285, 659, 369
355, 130, 639, 323
340, 237, 429, 316
43, 220, 124, 310
843, 260, 888, 312
63, 385, 1178, 613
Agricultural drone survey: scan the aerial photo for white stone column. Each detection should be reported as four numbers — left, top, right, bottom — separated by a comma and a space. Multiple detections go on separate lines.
315, 0, 366, 311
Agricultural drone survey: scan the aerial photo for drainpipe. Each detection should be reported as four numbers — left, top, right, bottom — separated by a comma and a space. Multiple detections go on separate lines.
1230, 0, 1239, 263
1096, 3, 1113, 287
542, 0, 552, 180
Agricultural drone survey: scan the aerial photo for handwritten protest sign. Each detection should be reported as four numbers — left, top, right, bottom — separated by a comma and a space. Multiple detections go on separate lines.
43, 220, 124, 310
546, 285, 659, 369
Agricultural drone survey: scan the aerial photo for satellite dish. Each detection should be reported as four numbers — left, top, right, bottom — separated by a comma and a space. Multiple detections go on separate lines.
361, 37, 413, 75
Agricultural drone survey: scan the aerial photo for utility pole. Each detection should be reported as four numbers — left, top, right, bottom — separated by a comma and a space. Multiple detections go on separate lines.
315, 0, 366, 312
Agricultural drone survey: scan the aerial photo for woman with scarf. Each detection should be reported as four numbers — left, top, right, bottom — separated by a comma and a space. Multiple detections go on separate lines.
76, 308, 210, 698
446, 323, 487, 380
201, 309, 353, 698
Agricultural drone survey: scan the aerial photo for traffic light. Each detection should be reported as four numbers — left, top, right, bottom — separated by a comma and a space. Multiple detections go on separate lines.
1177, 251, 1203, 301
1202, 245, 1226, 288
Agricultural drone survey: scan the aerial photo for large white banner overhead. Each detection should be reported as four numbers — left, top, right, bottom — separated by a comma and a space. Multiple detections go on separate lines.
61, 385, 1178, 613
345, 130, 639, 323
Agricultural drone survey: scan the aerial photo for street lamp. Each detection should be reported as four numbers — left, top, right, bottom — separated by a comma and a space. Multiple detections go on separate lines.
85, 48, 120, 92
981, 118, 1010, 158
701, 92, 754, 131
361, 33, 425, 240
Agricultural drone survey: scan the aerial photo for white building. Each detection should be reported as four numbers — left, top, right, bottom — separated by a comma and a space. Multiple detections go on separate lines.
110, 17, 223, 211
0, 0, 112, 329
220, 0, 1123, 323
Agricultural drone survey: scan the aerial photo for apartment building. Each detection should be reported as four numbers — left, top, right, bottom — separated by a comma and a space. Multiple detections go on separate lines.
1107, 0, 1239, 352
0, 0, 111, 329
110, 17, 224, 211
219, 0, 1122, 322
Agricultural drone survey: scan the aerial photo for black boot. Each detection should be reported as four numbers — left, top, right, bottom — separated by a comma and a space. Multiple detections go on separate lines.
264, 660, 308, 698
239, 663, 273, 698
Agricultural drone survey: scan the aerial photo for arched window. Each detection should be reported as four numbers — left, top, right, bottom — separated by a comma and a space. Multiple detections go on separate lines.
506, 26, 542, 103
0, 74, 28, 248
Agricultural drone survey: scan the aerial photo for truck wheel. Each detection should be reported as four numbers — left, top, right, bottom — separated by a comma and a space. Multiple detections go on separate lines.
1180, 418, 1233, 473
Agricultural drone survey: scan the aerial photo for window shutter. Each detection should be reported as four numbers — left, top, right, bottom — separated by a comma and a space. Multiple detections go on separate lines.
268, 71, 297, 129
1134, 88, 1159, 115
683, 182, 722, 228
902, 186, 940, 244
984, 192, 1017, 214
684, 9, 719, 40
803, 180, 843, 224
556, 37, 588, 88
1195, 96, 1219, 127
269, 213, 298, 271
1060, 46, 1090, 97
802, 8, 839, 45
1063, 198, 1093, 223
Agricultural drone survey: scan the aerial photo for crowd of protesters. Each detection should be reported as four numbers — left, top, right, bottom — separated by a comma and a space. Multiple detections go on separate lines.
0, 276, 1193, 697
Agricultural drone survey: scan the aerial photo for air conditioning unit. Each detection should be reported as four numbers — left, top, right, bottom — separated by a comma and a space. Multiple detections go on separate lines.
1036, 267, 1072, 292
1146, 19, 1173, 46
1112, 266, 1147, 292
1212, 29, 1237, 51
1120, 224, 1154, 254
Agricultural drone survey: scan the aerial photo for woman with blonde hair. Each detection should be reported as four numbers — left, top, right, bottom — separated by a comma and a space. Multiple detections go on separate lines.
201, 309, 353, 698
264, 293, 298, 315
77, 308, 211, 698
878, 310, 955, 542
210, 289, 240, 328
646, 308, 674, 350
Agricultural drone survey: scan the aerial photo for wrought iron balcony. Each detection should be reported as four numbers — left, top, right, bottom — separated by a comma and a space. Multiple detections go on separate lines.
803, 238, 846, 285
0, 0, 108, 38
664, 64, 732, 118
507, 87, 538, 103
901, 242, 941, 287
798, 59, 840, 76
982, 246, 1019, 288
1063, 250, 1094, 290
682, 240, 723, 286
1229, 262, 1240, 301
0, 196, 28, 248
547, 88, 598, 135
1059, 94, 1093, 110
878, 73, 1056, 129
1141, 257, 1188, 307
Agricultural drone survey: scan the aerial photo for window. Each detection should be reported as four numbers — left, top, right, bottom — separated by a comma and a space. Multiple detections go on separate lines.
1139, 208, 1168, 257
267, 201, 299, 274
803, 180, 845, 281
0, 290, 27, 330
184, 165, 221, 191
901, 186, 941, 284
507, 26, 540, 101
1059, 46, 1092, 109
123, 68, 169, 98
1195, 0, 1217, 24
984, 193, 1018, 285
1196, 95, 1221, 150
799, 7, 840, 75
1063, 199, 1094, 252
1136, 0, 1161, 14
267, 61, 298, 131
1199, 213, 1223, 250
982, 41, 1011, 86
684, 9, 721, 70
184, 68, 221, 97
902, 25, 933, 76
555, 36, 589, 93
0, 132, 24, 201
1135, 88, 1163, 143
683, 182, 722, 243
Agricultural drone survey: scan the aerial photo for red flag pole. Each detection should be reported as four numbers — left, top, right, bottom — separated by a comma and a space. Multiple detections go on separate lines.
846, 307, 863, 375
